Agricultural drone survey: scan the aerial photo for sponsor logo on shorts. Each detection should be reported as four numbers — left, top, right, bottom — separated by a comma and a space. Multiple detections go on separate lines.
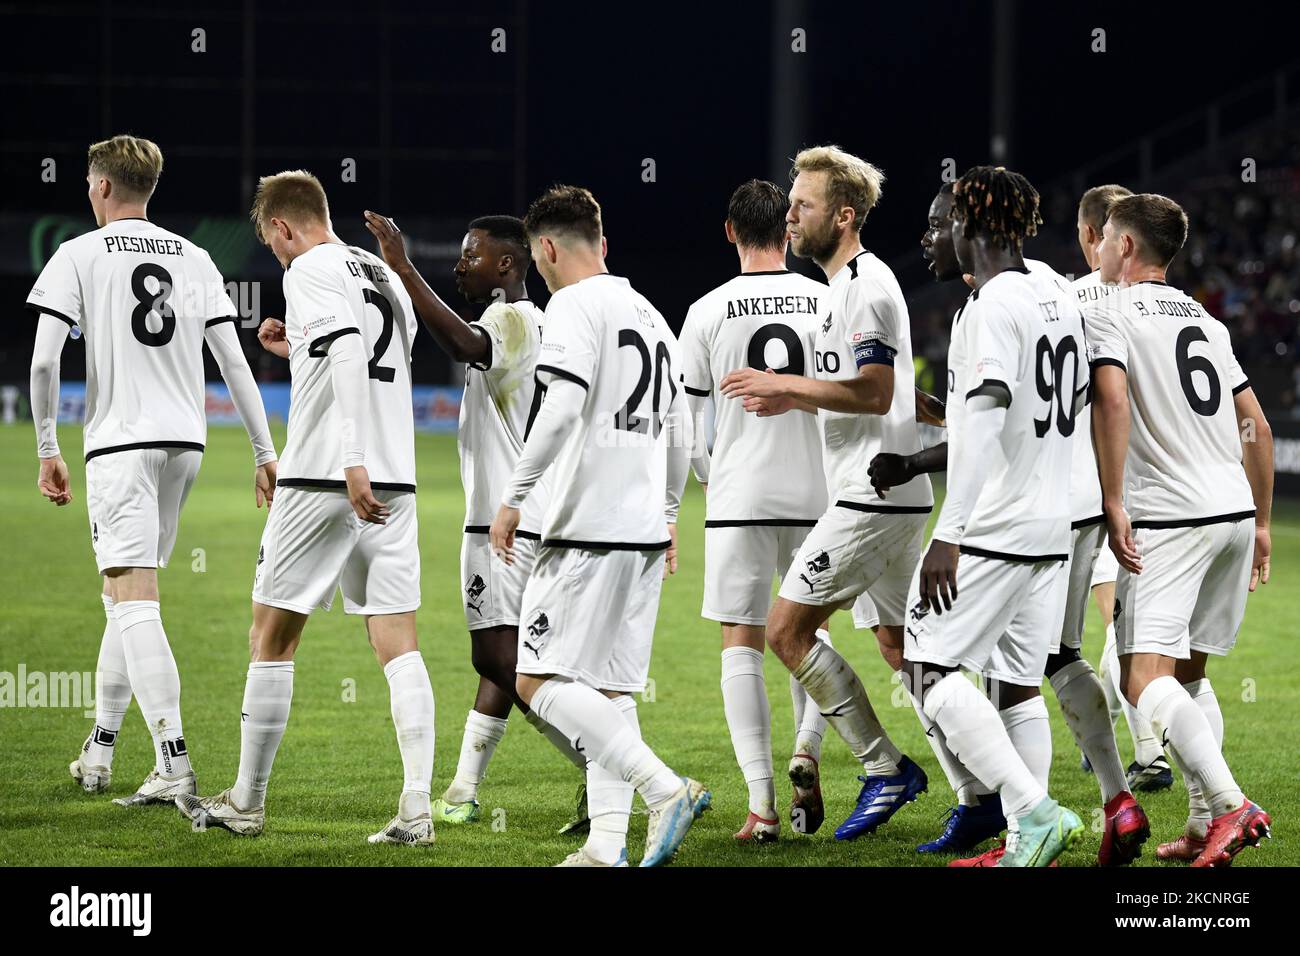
821, 312, 833, 335
464, 573, 486, 617
799, 550, 830, 593
1113, 598, 1122, 621
522, 611, 550, 658
92, 521, 99, 545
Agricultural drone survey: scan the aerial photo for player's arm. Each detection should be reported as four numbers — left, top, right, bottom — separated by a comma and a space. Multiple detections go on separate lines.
920, 390, 1007, 613
205, 320, 279, 508
1234, 385, 1273, 590
721, 363, 891, 415
869, 442, 947, 497
1090, 364, 1139, 573
29, 312, 72, 505
325, 331, 388, 524
663, 381, 695, 576
684, 389, 712, 485
915, 388, 946, 426
362, 211, 488, 364
491, 375, 587, 562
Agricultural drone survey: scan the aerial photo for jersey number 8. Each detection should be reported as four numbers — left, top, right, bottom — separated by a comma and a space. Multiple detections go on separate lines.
129, 263, 176, 347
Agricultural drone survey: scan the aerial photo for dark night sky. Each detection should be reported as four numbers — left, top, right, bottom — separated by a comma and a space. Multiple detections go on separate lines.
3, 0, 1298, 378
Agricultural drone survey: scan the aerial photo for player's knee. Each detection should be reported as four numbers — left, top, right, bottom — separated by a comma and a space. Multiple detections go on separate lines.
1043, 646, 1081, 678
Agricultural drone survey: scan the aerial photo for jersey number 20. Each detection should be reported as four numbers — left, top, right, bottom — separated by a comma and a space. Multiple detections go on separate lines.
615, 328, 677, 438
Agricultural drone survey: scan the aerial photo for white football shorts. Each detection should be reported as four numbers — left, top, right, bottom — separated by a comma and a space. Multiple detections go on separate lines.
253, 486, 420, 616
777, 504, 927, 627
702, 523, 814, 625
1114, 518, 1252, 659
85, 447, 202, 573
516, 547, 664, 693
903, 551, 1067, 687
461, 532, 540, 630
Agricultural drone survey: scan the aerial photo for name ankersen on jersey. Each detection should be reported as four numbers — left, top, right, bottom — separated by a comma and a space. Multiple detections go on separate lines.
345, 258, 390, 284
102, 235, 185, 256
725, 295, 818, 320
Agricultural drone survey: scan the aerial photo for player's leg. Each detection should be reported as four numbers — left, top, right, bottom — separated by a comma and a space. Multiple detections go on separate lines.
518, 548, 709, 867
707, 525, 779, 841
366, 611, 436, 845
905, 556, 1083, 867
1121, 522, 1266, 866
70, 577, 132, 794
563, 689, 637, 867
105, 448, 202, 805
178, 486, 351, 835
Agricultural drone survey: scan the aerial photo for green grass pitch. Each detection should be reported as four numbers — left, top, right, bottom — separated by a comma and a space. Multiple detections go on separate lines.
0, 423, 1293, 866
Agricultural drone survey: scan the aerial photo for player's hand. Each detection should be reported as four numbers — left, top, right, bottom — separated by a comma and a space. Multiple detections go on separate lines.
255, 460, 277, 510
1250, 525, 1271, 592
258, 318, 290, 359
664, 523, 678, 577
721, 367, 787, 402
742, 393, 796, 417
919, 539, 959, 614
345, 465, 389, 525
37, 455, 72, 505
1104, 502, 1142, 574
490, 504, 521, 565
363, 211, 411, 272
868, 452, 913, 497
915, 390, 946, 427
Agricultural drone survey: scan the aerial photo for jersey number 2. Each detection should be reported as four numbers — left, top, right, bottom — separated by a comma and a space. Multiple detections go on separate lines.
615, 328, 676, 438
363, 288, 397, 382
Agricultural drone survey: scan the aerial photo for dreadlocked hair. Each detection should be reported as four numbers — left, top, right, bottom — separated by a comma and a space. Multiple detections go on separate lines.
952, 165, 1042, 251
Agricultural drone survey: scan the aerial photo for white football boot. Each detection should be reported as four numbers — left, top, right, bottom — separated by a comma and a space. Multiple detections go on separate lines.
70, 737, 112, 794
175, 788, 265, 836
112, 769, 196, 807
556, 847, 628, 867
368, 814, 435, 846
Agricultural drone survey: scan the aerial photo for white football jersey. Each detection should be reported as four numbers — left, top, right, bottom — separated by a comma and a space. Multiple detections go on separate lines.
459, 299, 552, 535
678, 270, 827, 525
1084, 281, 1254, 526
25, 218, 237, 461
1067, 269, 1120, 525
275, 243, 418, 490
813, 251, 932, 510
534, 273, 681, 549
935, 267, 1086, 560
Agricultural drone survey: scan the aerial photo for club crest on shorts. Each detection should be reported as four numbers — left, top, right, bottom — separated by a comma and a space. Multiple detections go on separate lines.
821, 311, 833, 335
464, 573, 486, 616
522, 611, 550, 658
909, 598, 930, 623
799, 550, 830, 593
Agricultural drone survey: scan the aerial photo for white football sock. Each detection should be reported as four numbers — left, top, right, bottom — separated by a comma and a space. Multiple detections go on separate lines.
1137, 676, 1242, 817
999, 696, 1052, 791
525, 709, 588, 771
1050, 658, 1127, 803
531, 678, 682, 808
923, 672, 1045, 820
383, 651, 435, 816
444, 709, 508, 804
86, 594, 131, 768
232, 660, 294, 810
115, 600, 190, 777
1098, 624, 1124, 730
584, 695, 638, 865
721, 647, 775, 818
791, 628, 830, 761
909, 686, 979, 805
1112, 642, 1163, 766
793, 640, 900, 776
1182, 678, 1224, 837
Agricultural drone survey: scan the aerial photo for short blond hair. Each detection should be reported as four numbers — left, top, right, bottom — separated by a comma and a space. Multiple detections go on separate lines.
790, 145, 884, 229
87, 134, 163, 201
1078, 184, 1132, 233
250, 170, 329, 242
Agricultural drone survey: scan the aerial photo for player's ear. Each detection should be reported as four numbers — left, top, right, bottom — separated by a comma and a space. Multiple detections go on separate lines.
600, 235, 608, 259
724, 220, 736, 245
497, 253, 514, 276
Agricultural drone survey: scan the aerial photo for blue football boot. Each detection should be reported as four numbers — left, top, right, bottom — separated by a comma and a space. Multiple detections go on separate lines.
916, 795, 1006, 853
833, 754, 927, 841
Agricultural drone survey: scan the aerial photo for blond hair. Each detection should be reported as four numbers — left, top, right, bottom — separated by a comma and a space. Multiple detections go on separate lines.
87, 134, 163, 201
1078, 183, 1133, 233
249, 170, 329, 242
790, 145, 884, 229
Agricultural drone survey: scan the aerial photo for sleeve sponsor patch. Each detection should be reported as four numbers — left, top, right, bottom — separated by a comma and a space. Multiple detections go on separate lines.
853, 337, 896, 367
